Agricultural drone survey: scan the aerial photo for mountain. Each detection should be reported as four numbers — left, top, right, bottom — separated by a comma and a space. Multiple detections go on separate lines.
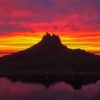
0, 33, 100, 89
0, 33, 100, 76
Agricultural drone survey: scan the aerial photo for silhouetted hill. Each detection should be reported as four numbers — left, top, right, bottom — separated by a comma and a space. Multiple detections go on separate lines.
0, 33, 100, 89
0, 33, 100, 75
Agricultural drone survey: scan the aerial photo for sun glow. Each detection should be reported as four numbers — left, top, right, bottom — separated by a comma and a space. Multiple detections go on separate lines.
0, 34, 100, 57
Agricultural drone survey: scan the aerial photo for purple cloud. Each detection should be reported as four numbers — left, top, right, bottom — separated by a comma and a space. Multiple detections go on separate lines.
0, 0, 99, 36
0, 78, 100, 100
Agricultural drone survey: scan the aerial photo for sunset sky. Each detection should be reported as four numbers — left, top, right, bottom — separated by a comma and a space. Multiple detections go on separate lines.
0, 0, 100, 56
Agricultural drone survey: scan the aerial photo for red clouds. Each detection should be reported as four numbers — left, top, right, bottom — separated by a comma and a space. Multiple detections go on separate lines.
0, 0, 99, 36
0, 0, 100, 55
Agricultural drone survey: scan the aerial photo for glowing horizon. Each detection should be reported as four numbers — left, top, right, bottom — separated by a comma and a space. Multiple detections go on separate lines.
0, 0, 100, 56
0, 32, 100, 57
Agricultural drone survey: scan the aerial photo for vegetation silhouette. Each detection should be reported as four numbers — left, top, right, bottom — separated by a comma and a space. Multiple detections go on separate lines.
0, 33, 100, 89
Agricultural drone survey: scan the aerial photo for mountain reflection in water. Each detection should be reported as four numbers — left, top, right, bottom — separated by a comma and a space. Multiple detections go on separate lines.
0, 78, 100, 100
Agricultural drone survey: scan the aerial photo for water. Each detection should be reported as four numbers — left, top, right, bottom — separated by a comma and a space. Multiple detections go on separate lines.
0, 78, 100, 100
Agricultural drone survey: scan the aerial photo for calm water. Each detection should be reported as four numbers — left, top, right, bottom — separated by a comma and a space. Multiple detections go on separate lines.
0, 78, 100, 100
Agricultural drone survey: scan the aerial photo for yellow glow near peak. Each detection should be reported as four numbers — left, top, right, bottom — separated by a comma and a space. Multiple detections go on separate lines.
0, 35, 100, 56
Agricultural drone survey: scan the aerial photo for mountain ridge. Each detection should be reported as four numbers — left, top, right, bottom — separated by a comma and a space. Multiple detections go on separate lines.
0, 33, 100, 89
1, 33, 95, 58
0, 33, 100, 74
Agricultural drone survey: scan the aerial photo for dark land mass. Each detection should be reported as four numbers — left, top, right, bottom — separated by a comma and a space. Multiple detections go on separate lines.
0, 33, 100, 89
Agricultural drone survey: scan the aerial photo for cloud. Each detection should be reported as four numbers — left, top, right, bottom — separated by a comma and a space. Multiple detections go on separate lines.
0, 78, 100, 100
0, 23, 32, 35
0, 0, 99, 36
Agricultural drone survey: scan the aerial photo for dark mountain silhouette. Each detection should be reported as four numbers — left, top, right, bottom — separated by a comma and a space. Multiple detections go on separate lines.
0, 33, 100, 89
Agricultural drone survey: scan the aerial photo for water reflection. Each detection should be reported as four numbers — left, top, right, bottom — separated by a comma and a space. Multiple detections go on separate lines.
0, 78, 100, 100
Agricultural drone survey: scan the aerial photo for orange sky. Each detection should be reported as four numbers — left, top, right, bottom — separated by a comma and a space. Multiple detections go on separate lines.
0, 32, 100, 56
0, 0, 100, 56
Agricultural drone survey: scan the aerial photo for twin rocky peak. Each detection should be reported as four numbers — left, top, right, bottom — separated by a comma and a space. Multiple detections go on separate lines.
27, 33, 65, 52
40, 33, 62, 46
